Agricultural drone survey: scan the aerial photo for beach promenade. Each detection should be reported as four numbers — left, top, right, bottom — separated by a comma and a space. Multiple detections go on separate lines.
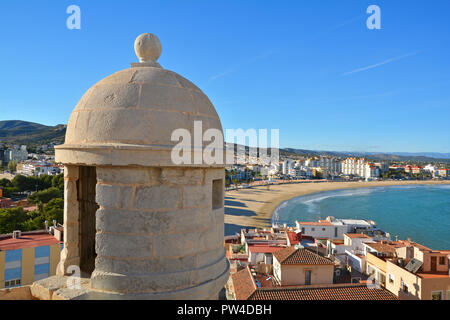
224, 180, 450, 235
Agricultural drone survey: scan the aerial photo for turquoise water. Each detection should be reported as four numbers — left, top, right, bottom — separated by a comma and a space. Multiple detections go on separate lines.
272, 185, 450, 250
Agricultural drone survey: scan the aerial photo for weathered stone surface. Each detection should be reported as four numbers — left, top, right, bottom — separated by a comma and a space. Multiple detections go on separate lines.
96, 233, 153, 258
131, 68, 181, 87
0, 286, 33, 300
140, 84, 196, 112
96, 208, 176, 234
182, 185, 210, 208
171, 72, 202, 92
197, 247, 227, 268
160, 168, 203, 185
96, 184, 133, 209
148, 109, 191, 146
87, 109, 150, 144
91, 269, 198, 293
133, 185, 180, 209
95, 254, 197, 274
30, 276, 67, 300
83, 83, 140, 109
52, 33, 229, 300
97, 167, 159, 185
174, 208, 212, 232
153, 232, 203, 257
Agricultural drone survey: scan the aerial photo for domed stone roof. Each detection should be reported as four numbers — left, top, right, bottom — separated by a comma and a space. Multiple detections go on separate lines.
56, 33, 223, 167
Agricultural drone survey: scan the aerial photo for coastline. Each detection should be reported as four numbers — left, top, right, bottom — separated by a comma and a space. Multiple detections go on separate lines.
224, 180, 450, 235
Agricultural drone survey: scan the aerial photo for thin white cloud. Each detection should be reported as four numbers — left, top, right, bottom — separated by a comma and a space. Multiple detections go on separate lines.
342, 51, 421, 76
210, 70, 234, 81
209, 50, 275, 81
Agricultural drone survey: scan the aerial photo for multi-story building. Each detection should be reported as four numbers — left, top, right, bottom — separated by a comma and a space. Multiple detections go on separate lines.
341, 158, 379, 180
4, 145, 28, 164
17, 161, 62, 177
272, 246, 334, 286
229, 265, 397, 300
438, 168, 448, 178
296, 216, 388, 241
0, 231, 63, 289
363, 240, 450, 300
282, 159, 295, 176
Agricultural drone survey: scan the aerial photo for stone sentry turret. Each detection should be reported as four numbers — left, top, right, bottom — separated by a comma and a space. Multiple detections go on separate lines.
51, 33, 229, 299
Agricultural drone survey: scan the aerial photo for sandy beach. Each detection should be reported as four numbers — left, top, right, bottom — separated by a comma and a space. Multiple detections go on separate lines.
224, 180, 450, 235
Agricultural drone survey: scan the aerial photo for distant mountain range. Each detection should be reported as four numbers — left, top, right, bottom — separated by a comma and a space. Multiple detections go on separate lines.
0, 120, 66, 146
0, 120, 448, 163
281, 148, 450, 163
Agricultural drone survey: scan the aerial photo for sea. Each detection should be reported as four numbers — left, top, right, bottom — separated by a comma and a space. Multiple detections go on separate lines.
272, 184, 450, 250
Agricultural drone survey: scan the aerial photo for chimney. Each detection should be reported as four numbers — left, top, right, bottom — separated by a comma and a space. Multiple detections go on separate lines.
12, 230, 21, 239
44, 220, 49, 231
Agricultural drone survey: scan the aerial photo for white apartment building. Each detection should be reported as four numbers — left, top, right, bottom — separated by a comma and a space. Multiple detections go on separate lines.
296, 216, 386, 241
305, 157, 341, 176
341, 158, 379, 180
282, 158, 295, 176
17, 162, 61, 176
294, 164, 313, 179
5, 145, 28, 163
438, 168, 448, 178
424, 164, 439, 178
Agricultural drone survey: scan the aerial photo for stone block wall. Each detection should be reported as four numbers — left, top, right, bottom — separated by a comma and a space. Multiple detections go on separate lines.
90, 166, 228, 299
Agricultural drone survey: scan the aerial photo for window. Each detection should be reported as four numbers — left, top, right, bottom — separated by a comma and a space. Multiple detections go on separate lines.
431, 291, 443, 300
212, 179, 224, 210
301, 227, 305, 234
388, 273, 394, 284
305, 270, 312, 285
447, 290, 450, 300
439, 257, 446, 265
311, 228, 315, 231
401, 280, 409, 295
4, 278, 21, 288
334, 227, 338, 237
379, 273, 386, 287
322, 228, 326, 231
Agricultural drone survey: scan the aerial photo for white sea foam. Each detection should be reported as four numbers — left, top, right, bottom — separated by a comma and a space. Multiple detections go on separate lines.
295, 188, 374, 205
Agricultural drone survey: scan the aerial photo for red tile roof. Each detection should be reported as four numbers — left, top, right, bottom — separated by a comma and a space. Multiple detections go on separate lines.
344, 233, 371, 239
0, 232, 61, 251
247, 283, 398, 300
231, 267, 257, 300
273, 247, 333, 265
248, 244, 286, 254
286, 231, 300, 245
297, 220, 333, 226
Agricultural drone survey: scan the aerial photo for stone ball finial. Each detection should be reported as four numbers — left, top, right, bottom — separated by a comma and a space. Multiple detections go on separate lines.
134, 33, 162, 64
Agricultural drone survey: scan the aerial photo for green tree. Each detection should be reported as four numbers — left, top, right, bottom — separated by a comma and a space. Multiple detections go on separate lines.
28, 187, 63, 204
51, 174, 64, 191
43, 198, 64, 223
8, 161, 16, 173
0, 207, 28, 234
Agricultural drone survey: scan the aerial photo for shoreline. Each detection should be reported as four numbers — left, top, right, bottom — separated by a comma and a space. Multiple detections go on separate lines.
224, 180, 450, 235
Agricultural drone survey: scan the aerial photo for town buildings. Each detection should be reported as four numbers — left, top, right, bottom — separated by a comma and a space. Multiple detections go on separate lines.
226, 212, 448, 301
0, 230, 62, 289
272, 246, 334, 286
295, 216, 389, 241
364, 240, 450, 300
341, 158, 380, 180
16, 161, 61, 177
3, 145, 28, 164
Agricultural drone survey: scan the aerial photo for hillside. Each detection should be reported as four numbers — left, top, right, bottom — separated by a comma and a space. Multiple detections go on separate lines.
0, 120, 66, 146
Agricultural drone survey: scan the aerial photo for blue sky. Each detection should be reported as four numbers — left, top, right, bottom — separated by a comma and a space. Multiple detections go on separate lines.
0, 0, 449, 153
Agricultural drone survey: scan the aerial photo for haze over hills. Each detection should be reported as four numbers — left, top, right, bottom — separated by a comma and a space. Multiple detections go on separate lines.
0, 120, 66, 145
0, 120, 448, 163
282, 148, 450, 161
